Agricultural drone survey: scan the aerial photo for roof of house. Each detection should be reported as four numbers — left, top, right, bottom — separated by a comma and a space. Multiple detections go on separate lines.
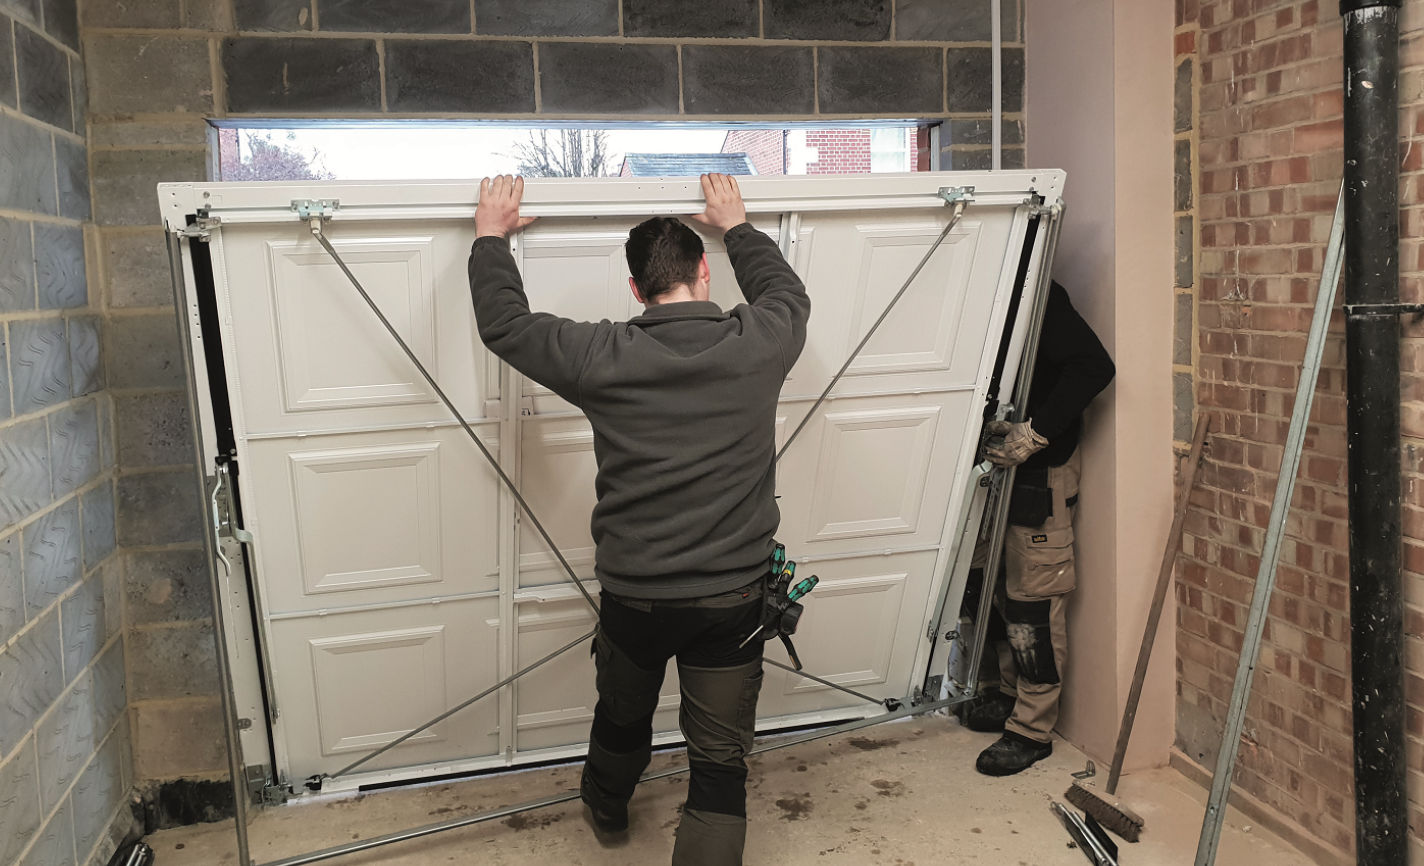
620, 152, 758, 177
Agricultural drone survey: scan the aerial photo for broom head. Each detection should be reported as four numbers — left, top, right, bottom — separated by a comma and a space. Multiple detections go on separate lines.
1064, 779, 1144, 843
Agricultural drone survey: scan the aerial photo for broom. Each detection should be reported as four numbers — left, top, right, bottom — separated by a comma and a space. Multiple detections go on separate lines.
1065, 414, 1211, 843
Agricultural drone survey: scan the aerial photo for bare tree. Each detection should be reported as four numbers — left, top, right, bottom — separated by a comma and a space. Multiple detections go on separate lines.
220, 130, 336, 182
510, 129, 615, 178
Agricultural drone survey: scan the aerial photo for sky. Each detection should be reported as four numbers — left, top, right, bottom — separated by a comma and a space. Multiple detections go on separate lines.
238, 127, 732, 180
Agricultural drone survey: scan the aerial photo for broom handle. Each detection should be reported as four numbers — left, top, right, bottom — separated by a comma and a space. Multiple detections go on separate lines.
1105, 413, 1211, 796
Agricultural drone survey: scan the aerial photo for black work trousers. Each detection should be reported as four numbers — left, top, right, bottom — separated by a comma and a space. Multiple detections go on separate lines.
585, 581, 765, 866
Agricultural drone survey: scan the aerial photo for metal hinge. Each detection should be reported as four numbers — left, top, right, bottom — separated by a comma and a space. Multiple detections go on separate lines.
1022, 194, 1061, 217
173, 212, 222, 241
938, 185, 975, 205
291, 198, 339, 220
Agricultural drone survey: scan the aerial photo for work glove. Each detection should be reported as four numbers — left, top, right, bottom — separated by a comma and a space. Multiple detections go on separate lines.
982, 420, 1048, 467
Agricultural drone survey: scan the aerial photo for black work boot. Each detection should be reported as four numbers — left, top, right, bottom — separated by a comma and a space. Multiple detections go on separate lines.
580, 767, 630, 834
961, 690, 1016, 733
974, 730, 1053, 776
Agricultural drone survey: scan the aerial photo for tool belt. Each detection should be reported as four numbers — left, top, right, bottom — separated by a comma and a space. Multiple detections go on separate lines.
742, 542, 819, 670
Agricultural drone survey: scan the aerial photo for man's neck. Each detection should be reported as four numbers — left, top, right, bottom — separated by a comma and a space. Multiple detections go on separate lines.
646, 283, 707, 307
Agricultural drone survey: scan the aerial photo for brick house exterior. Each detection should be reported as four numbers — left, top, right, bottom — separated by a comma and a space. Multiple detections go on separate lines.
720, 127, 920, 174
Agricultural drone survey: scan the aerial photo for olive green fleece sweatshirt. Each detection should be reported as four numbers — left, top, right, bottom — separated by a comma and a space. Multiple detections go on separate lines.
468, 222, 810, 599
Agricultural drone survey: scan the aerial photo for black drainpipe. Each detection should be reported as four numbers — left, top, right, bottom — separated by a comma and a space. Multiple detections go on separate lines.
1341, 1, 1406, 862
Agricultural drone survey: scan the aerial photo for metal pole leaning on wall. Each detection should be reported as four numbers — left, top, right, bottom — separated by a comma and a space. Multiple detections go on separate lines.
1193, 187, 1345, 866
1341, 1, 1408, 861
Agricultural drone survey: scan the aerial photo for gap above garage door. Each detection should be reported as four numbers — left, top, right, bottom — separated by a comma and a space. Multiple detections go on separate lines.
160, 171, 1063, 797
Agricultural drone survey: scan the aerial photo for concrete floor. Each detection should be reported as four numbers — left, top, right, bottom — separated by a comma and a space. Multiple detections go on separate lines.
150, 713, 1316, 865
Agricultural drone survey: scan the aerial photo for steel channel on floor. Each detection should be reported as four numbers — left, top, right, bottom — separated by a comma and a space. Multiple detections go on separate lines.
261, 694, 967, 866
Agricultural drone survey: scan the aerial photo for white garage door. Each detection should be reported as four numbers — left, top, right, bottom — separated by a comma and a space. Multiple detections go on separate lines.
161, 172, 1063, 794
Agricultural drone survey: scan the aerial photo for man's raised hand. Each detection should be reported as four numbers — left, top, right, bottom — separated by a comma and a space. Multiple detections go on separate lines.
475, 175, 538, 239
688, 173, 748, 236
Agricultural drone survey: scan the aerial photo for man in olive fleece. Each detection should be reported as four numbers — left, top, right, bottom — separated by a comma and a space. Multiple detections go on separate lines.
962, 281, 1115, 776
468, 174, 809, 865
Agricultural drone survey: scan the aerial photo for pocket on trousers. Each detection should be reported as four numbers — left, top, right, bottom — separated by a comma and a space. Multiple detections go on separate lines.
735, 668, 764, 752
1005, 526, 1076, 598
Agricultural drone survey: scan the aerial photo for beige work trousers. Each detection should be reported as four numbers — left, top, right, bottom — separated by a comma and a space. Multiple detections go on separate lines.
993, 449, 1080, 743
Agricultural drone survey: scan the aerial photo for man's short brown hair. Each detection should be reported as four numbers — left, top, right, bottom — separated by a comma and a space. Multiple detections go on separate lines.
625, 217, 704, 303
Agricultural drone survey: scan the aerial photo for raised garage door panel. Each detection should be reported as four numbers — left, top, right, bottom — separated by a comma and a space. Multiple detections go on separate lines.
218, 222, 492, 434
243, 425, 501, 614
759, 550, 936, 718
516, 416, 598, 589
167, 172, 1061, 790
268, 597, 501, 781
787, 212, 1004, 393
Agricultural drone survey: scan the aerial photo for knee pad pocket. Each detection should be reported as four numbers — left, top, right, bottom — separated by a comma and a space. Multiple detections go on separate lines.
1002, 598, 1059, 686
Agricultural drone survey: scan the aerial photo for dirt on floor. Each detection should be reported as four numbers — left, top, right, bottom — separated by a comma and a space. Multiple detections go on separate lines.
147, 712, 1316, 865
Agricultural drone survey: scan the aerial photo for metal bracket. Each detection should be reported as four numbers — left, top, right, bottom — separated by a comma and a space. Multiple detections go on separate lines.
1023, 194, 1062, 218
291, 198, 339, 220
173, 211, 222, 241
938, 185, 976, 205
1344, 302, 1424, 320
262, 780, 296, 808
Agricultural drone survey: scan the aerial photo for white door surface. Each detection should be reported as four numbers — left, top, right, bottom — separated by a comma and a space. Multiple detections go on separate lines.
162, 173, 1062, 793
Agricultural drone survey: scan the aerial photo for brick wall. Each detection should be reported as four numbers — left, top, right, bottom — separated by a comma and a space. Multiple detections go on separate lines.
0, 1, 135, 865
722, 128, 786, 175
1173, 0, 1424, 861
73, 0, 1029, 820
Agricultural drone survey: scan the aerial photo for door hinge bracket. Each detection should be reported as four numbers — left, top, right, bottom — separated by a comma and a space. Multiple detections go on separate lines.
938, 185, 975, 206
173, 211, 222, 241
1022, 194, 1061, 217
292, 198, 339, 220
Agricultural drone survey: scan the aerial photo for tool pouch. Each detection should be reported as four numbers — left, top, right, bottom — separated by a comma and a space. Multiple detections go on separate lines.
1007, 467, 1053, 528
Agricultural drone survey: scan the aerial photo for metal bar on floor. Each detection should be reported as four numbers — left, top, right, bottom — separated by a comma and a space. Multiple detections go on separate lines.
260, 694, 964, 866
1192, 185, 1345, 866
311, 225, 600, 616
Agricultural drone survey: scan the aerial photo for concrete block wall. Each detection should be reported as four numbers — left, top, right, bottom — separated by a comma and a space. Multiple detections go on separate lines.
74, 0, 1028, 812
0, 0, 135, 864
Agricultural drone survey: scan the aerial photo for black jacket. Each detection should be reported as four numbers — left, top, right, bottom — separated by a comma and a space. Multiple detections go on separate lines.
1022, 282, 1115, 470
469, 223, 810, 599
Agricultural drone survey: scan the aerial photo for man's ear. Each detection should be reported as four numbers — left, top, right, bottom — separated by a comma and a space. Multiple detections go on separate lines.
699, 254, 711, 283
628, 276, 647, 304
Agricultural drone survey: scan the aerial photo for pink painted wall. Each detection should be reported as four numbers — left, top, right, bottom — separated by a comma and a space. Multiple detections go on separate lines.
1025, 0, 1178, 770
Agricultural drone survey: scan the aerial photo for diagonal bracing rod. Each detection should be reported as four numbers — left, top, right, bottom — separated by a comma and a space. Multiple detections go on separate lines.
311, 226, 599, 615
776, 197, 968, 461
762, 658, 898, 709
329, 628, 597, 781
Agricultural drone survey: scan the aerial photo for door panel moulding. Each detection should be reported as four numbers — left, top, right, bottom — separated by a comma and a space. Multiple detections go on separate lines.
164, 172, 1063, 862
